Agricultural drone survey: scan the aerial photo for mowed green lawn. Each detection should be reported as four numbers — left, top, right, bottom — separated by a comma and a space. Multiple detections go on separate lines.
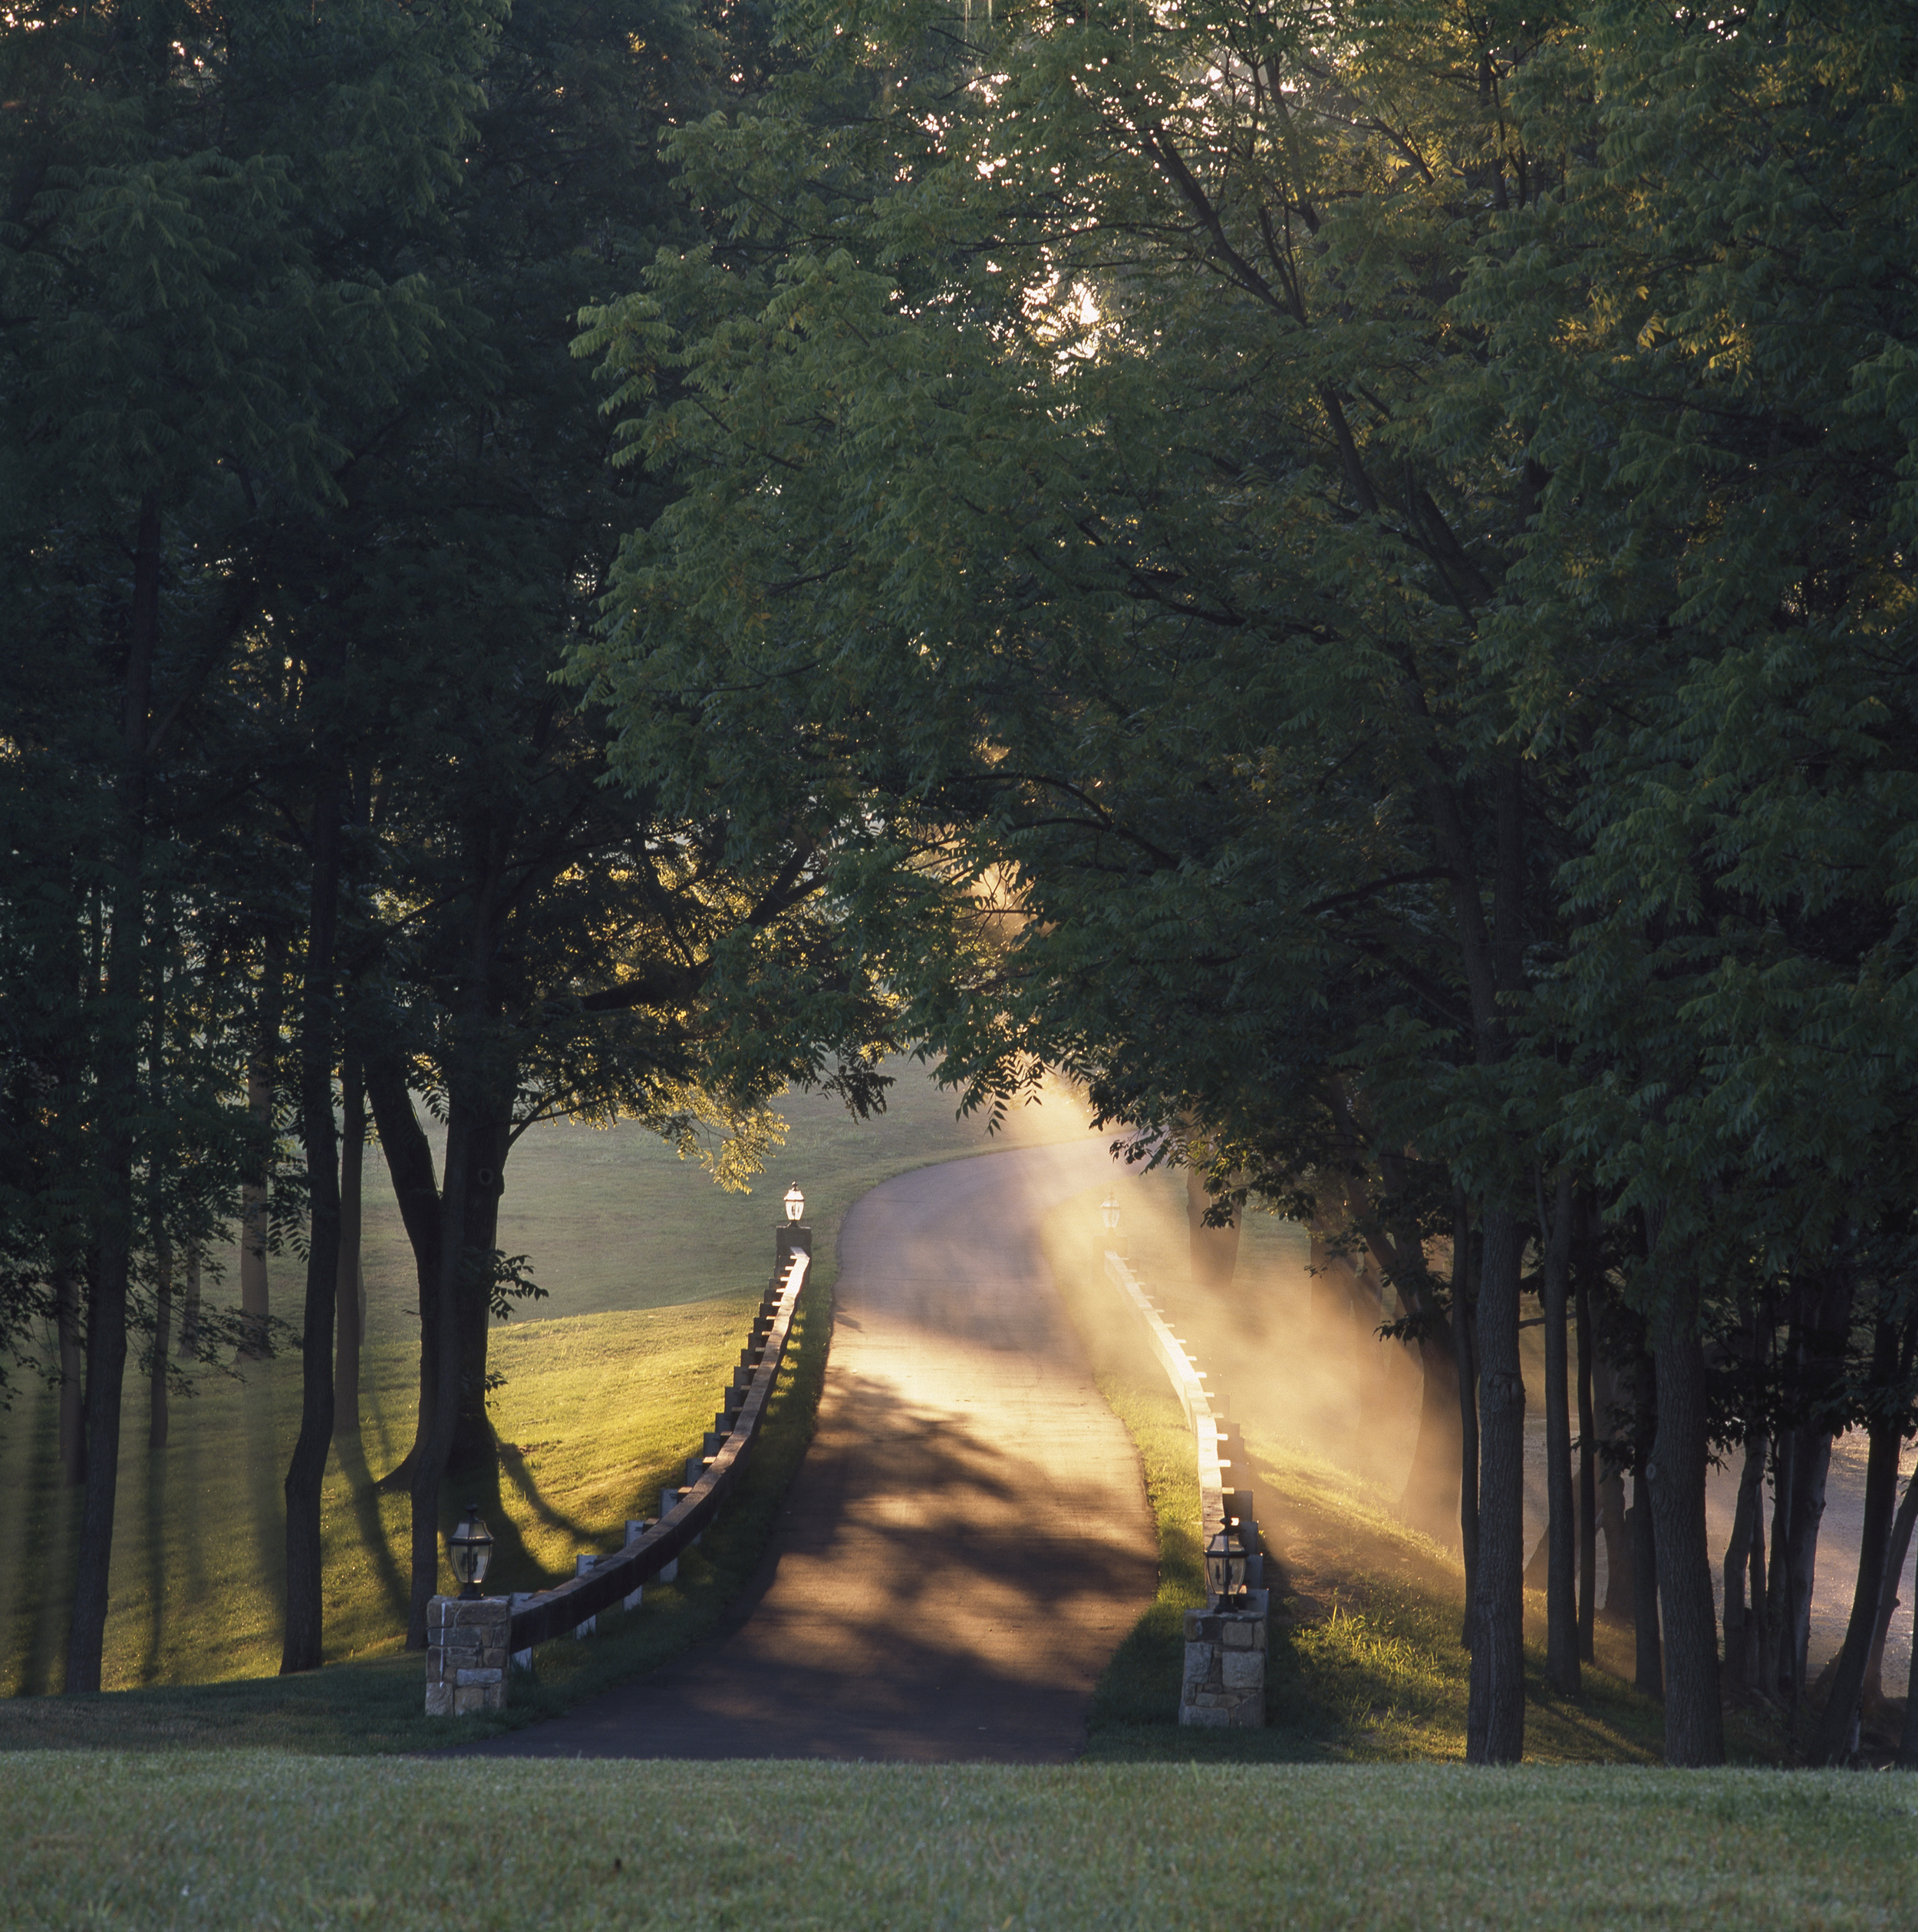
0, 1063, 1098, 1699
4, 1755, 1911, 1931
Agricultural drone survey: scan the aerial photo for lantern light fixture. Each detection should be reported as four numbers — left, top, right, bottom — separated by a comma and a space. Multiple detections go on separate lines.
783, 1183, 806, 1224
1203, 1519, 1247, 1609
447, 1503, 495, 1601
1100, 1193, 1121, 1231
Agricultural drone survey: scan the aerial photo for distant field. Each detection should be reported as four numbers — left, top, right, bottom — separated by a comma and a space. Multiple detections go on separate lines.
4, 1754, 1911, 1931
0, 1063, 1096, 1696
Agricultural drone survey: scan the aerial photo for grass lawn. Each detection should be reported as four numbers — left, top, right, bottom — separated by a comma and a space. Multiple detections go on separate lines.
4, 1754, 1912, 1930
0, 1062, 1095, 1726
1041, 1185, 1780, 1766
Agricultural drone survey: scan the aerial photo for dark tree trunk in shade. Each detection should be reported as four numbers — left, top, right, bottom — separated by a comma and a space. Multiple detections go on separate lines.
149, 1229, 172, 1450
64, 492, 160, 1694
1630, 1463, 1663, 1700
1771, 1425, 1831, 1720
281, 645, 345, 1676
237, 928, 288, 1362
1649, 1320, 1723, 1764
408, 1077, 480, 1647
1452, 1194, 1478, 1650
1466, 1205, 1524, 1764
1897, 1501, 1918, 1765
450, 1116, 510, 1473
1722, 1433, 1768, 1690
1748, 1462, 1768, 1693
1812, 1312, 1908, 1762
1900, 1607, 1918, 1767
1539, 1170, 1578, 1697
54, 1264, 84, 1486
334, 1053, 366, 1436
1863, 1470, 1918, 1711
1574, 1256, 1598, 1663
365, 1062, 443, 1492
1590, 1340, 1633, 1620
176, 1248, 200, 1360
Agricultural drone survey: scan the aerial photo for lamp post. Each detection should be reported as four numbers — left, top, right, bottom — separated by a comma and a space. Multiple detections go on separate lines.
777, 1182, 810, 1270
447, 1503, 496, 1601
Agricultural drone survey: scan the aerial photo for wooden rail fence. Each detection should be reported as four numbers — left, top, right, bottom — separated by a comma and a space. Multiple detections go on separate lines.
503, 1241, 809, 1654
1103, 1247, 1264, 1584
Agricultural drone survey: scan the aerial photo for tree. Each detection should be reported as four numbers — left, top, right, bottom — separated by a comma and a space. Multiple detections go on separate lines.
2, 0, 502, 1687
576, 0, 1587, 1761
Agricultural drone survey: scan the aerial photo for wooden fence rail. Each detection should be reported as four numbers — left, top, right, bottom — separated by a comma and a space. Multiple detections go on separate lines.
1103, 1247, 1264, 1578
502, 1243, 809, 1653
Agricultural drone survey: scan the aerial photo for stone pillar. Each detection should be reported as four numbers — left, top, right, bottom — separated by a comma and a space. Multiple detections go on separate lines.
427, 1595, 510, 1716
1180, 1589, 1268, 1728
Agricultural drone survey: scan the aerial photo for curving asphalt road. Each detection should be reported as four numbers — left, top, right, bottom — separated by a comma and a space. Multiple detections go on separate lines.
465, 1139, 1154, 1762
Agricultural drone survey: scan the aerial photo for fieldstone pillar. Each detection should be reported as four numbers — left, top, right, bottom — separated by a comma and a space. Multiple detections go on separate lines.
1181, 1588, 1268, 1728
426, 1595, 510, 1716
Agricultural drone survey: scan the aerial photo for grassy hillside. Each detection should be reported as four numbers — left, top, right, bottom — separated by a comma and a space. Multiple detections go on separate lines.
0, 1063, 1096, 1701
5, 1754, 1909, 1931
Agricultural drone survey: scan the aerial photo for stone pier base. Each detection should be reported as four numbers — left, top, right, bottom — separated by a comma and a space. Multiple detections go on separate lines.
427, 1595, 510, 1716
1181, 1589, 1268, 1728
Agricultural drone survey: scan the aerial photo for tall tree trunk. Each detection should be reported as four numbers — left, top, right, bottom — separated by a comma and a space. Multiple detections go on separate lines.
1763, 1427, 1794, 1701
1649, 1316, 1724, 1764
1467, 1204, 1525, 1763
1747, 1449, 1769, 1696
176, 1248, 200, 1360
1721, 1432, 1767, 1690
1863, 1468, 1918, 1713
365, 1062, 443, 1492
1899, 1590, 1918, 1767
1630, 1465, 1662, 1696
1590, 1339, 1633, 1620
1574, 1245, 1597, 1662
64, 490, 160, 1694
1778, 1425, 1832, 1723
237, 929, 288, 1360
1453, 1193, 1479, 1648
282, 651, 345, 1676
54, 1264, 84, 1487
1539, 1169, 1578, 1697
334, 1051, 366, 1436
149, 1229, 172, 1451
407, 1081, 480, 1647
1811, 1312, 1906, 1763
449, 1117, 510, 1474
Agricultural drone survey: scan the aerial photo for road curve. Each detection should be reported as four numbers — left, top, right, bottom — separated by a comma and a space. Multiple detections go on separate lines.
465, 1139, 1155, 1761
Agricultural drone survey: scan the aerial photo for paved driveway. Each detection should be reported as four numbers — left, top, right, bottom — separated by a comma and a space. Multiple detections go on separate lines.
463, 1140, 1154, 1761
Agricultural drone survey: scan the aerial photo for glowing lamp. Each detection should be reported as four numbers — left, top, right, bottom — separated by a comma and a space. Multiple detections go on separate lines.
447, 1503, 495, 1601
783, 1183, 806, 1224
1204, 1521, 1247, 1608
1100, 1194, 1121, 1231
